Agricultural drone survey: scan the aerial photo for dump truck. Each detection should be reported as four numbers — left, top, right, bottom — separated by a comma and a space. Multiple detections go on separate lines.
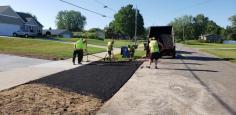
146, 26, 176, 58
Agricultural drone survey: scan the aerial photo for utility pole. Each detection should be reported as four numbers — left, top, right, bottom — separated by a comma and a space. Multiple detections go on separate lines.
134, 5, 138, 45
182, 23, 185, 43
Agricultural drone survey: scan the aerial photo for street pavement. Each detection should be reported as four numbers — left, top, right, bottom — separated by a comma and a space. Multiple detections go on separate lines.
97, 44, 236, 115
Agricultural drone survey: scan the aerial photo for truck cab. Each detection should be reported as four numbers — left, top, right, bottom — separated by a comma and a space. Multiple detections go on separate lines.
146, 26, 176, 58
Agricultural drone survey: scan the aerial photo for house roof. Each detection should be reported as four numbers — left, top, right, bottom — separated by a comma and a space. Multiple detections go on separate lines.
0, 6, 23, 19
199, 34, 223, 37
43, 29, 71, 35
0, 14, 23, 25
0, 6, 9, 13
16, 12, 43, 27
0, 6, 23, 25
0, 6, 43, 27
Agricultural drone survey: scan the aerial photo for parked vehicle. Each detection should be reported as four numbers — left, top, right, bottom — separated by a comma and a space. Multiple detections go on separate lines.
146, 26, 176, 58
13, 31, 37, 38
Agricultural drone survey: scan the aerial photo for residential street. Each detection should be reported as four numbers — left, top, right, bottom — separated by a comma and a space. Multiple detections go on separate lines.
98, 44, 236, 115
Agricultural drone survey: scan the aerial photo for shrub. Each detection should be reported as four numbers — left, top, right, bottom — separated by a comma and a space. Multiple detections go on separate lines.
87, 32, 96, 39
184, 40, 202, 45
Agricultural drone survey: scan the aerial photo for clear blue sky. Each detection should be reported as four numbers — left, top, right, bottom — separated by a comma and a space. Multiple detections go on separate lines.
1, 0, 235, 30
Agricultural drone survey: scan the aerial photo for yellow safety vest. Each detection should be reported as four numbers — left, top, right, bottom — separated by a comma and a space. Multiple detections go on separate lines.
149, 40, 159, 53
76, 39, 84, 49
107, 42, 113, 51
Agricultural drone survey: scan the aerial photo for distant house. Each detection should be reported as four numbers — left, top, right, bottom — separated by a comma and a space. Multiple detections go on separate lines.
199, 34, 224, 43
95, 29, 105, 39
0, 6, 43, 36
43, 29, 72, 38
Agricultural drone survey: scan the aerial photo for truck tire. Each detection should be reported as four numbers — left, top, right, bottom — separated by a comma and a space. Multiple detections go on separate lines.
172, 47, 176, 59
172, 53, 176, 58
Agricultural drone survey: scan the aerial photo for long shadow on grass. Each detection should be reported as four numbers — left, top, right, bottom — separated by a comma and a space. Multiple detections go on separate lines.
30, 61, 143, 102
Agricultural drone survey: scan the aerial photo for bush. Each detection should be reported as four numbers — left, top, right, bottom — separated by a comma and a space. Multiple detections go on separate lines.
87, 32, 96, 39
198, 39, 207, 43
72, 32, 83, 38
176, 39, 183, 43
184, 40, 202, 45
97, 37, 104, 40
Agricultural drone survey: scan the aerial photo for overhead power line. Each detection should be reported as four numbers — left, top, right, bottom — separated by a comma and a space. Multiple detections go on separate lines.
59, 0, 107, 17
93, 0, 116, 12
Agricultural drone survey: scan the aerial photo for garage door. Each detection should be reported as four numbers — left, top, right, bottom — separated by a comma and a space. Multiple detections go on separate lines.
0, 23, 20, 36
63, 34, 71, 38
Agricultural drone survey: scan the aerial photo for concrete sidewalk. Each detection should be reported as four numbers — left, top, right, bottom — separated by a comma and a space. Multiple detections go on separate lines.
0, 50, 119, 91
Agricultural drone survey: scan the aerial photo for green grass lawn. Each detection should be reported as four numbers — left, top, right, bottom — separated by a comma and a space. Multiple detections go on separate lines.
202, 49, 236, 63
184, 40, 236, 48
183, 40, 236, 63
56, 38, 143, 48
0, 37, 105, 60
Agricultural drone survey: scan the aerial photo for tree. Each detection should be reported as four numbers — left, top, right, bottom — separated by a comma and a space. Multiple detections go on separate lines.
112, 4, 145, 39
229, 15, 236, 28
56, 10, 86, 31
88, 28, 103, 33
169, 14, 224, 41
104, 26, 115, 39
193, 14, 209, 37
169, 15, 195, 40
228, 15, 236, 40
206, 20, 223, 35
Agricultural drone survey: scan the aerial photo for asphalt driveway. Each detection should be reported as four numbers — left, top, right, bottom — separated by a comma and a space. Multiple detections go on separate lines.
0, 54, 51, 72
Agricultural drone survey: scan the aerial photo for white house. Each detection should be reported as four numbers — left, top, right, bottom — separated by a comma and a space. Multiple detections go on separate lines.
96, 30, 105, 39
199, 34, 224, 43
0, 6, 43, 36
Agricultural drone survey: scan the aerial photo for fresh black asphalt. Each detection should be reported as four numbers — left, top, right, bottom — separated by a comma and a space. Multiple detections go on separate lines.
30, 61, 143, 101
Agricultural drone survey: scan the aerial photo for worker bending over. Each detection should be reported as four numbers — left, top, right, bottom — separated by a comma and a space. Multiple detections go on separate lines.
128, 45, 135, 60
73, 38, 86, 65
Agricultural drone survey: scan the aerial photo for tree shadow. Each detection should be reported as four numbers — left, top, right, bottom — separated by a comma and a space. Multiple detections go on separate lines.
222, 58, 235, 61
176, 50, 195, 54
29, 61, 143, 102
177, 55, 234, 62
161, 62, 204, 65
159, 68, 218, 72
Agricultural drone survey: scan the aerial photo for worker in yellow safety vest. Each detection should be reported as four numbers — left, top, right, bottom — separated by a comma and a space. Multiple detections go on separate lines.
104, 40, 114, 61
128, 45, 135, 59
148, 37, 163, 69
73, 38, 86, 65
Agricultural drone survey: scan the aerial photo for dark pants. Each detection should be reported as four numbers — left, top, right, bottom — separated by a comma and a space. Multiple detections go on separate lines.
150, 52, 160, 61
73, 49, 83, 63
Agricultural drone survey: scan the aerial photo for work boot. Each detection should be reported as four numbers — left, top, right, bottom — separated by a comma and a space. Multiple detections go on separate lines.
78, 62, 82, 64
155, 66, 158, 69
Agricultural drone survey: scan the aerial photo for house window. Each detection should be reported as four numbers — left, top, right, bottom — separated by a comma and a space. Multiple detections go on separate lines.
30, 27, 33, 32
